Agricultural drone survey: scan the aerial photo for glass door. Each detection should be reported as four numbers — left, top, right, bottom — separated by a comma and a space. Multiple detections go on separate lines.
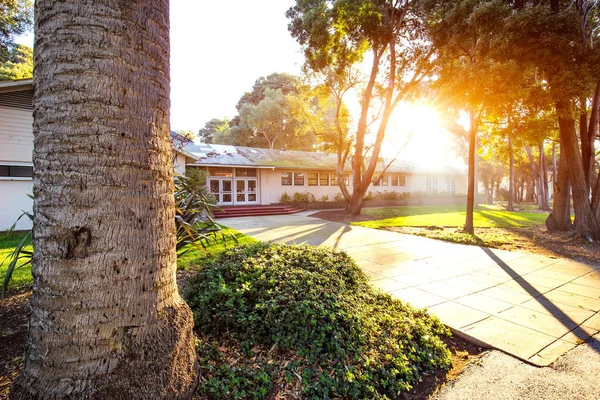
209, 178, 233, 205
234, 178, 258, 204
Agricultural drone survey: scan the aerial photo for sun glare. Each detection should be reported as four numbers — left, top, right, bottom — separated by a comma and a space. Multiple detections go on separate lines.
382, 103, 460, 169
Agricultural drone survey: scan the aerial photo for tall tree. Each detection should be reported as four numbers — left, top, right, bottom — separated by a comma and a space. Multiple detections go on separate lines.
500, 1, 600, 240
0, 0, 32, 61
198, 118, 230, 144
421, 0, 517, 233
11, 1, 198, 398
288, 0, 433, 215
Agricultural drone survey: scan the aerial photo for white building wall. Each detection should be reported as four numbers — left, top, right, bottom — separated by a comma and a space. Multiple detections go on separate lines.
0, 180, 33, 230
173, 152, 187, 175
0, 106, 34, 230
259, 169, 467, 204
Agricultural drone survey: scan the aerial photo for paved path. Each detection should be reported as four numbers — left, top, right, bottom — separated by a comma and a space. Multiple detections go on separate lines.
220, 211, 600, 366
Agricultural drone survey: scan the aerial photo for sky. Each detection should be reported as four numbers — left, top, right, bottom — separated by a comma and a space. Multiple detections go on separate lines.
170, 0, 303, 133
15, 1, 461, 168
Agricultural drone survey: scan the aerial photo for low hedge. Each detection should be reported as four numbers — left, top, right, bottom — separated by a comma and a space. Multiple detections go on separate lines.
186, 243, 451, 399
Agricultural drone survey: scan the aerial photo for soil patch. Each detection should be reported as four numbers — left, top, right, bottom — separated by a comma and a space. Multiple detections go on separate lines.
0, 292, 30, 399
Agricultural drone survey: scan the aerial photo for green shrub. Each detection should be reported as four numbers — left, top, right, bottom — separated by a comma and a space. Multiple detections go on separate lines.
279, 192, 291, 204
319, 194, 329, 202
186, 243, 451, 399
364, 192, 375, 201
334, 192, 345, 202
291, 191, 314, 203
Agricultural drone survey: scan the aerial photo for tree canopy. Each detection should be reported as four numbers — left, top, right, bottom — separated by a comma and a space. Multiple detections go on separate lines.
0, 43, 32, 80
0, 0, 32, 61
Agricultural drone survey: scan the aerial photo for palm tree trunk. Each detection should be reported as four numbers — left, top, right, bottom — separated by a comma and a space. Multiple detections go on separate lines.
11, 1, 198, 399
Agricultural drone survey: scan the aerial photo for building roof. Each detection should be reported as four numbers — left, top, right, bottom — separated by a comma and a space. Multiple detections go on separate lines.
184, 143, 464, 175
0, 79, 33, 93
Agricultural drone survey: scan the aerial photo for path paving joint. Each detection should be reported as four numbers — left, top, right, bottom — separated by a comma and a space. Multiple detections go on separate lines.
220, 212, 600, 367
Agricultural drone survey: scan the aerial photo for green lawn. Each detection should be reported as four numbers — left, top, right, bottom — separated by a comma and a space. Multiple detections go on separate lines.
355, 204, 547, 229
0, 232, 32, 293
0, 226, 255, 296
176, 227, 257, 269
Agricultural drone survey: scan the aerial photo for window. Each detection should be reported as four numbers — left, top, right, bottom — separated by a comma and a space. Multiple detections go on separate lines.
294, 172, 304, 186
308, 173, 318, 186
432, 176, 438, 194
330, 174, 338, 186
236, 168, 257, 177
208, 167, 233, 177
399, 175, 406, 186
0, 165, 33, 178
319, 172, 329, 186
373, 177, 380, 186
343, 174, 349, 186
446, 177, 456, 194
281, 172, 292, 186
381, 174, 388, 186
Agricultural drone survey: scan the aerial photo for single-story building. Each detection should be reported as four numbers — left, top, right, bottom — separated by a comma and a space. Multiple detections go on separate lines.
0, 78, 467, 229
183, 143, 467, 206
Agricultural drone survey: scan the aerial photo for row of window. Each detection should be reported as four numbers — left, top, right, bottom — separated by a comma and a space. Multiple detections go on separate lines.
372, 174, 406, 187
426, 176, 456, 194
208, 167, 257, 177
281, 172, 349, 186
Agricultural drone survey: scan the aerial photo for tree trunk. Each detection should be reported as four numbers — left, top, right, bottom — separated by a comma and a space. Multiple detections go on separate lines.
11, 2, 198, 399
555, 100, 599, 241
525, 145, 545, 210
538, 141, 550, 211
465, 116, 477, 234
548, 137, 572, 231
508, 133, 514, 211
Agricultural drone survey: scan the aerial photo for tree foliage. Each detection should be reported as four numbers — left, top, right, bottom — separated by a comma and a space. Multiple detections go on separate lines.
0, 43, 32, 80
0, 0, 32, 61
287, 0, 434, 215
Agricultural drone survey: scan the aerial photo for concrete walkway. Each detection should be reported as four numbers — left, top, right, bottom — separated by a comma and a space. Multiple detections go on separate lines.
219, 211, 600, 367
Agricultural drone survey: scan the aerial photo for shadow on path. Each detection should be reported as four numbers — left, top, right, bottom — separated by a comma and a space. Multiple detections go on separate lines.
481, 247, 600, 355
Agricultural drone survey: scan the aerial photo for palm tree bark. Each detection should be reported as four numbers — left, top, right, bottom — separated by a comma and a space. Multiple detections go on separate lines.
11, 1, 198, 399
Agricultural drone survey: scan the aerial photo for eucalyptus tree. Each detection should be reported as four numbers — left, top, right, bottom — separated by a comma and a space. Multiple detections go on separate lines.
287, 0, 434, 215
11, 1, 198, 398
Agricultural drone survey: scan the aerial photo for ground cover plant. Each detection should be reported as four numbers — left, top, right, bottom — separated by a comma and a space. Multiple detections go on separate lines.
186, 242, 452, 399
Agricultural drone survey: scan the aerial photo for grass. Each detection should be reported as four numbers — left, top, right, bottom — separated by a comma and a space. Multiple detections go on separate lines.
0, 232, 32, 293
176, 226, 257, 269
351, 204, 549, 250
0, 226, 254, 296
355, 204, 547, 229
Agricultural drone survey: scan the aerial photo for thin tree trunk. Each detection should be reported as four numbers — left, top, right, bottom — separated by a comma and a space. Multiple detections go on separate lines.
465, 115, 477, 234
555, 100, 599, 241
508, 133, 515, 211
538, 141, 550, 211
11, 2, 198, 399
580, 96, 593, 191
525, 145, 544, 210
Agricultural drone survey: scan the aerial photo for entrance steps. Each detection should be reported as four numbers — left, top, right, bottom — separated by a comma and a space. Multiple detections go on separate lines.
213, 204, 305, 219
